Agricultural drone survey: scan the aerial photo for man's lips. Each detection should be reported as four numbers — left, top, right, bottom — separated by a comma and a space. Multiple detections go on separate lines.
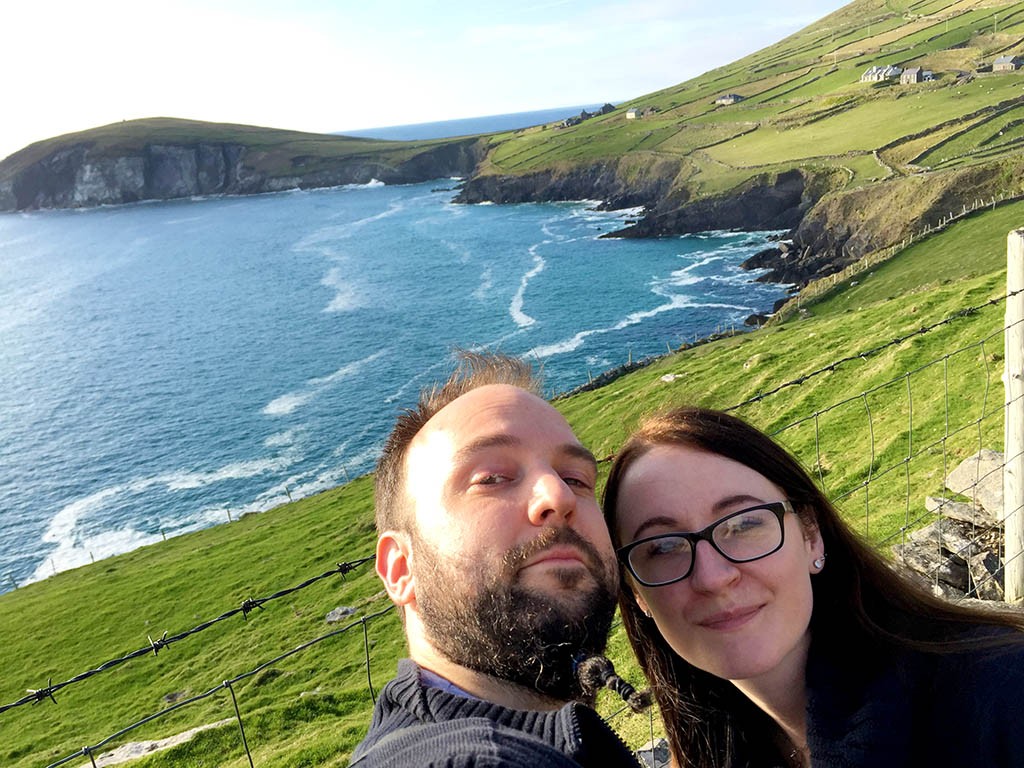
695, 604, 763, 631
522, 545, 588, 570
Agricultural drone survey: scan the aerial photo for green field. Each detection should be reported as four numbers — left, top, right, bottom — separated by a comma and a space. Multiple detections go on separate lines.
5, 0, 1024, 764
1, 187, 1019, 768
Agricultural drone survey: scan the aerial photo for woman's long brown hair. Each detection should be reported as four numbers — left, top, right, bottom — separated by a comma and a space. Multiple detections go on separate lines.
603, 406, 1024, 768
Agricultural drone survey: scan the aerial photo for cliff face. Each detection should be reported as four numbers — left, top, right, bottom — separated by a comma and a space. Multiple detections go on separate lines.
454, 155, 684, 211
457, 156, 1022, 286
0, 138, 484, 211
610, 169, 815, 238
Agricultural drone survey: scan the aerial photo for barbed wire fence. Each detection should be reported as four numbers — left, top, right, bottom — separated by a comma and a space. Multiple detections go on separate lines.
4, 279, 1024, 766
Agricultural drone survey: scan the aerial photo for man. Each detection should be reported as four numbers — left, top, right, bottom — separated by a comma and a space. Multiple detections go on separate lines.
350, 352, 641, 767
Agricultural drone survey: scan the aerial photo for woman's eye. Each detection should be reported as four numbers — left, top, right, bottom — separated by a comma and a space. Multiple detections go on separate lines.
562, 476, 591, 489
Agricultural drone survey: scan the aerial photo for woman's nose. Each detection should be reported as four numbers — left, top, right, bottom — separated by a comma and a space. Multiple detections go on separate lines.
687, 539, 741, 593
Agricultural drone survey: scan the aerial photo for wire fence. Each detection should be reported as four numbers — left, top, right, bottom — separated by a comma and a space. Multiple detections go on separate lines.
2, 288, 1020, 767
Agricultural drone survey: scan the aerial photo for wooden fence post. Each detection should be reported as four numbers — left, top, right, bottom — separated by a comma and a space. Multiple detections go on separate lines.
1004, 229, 1024, 603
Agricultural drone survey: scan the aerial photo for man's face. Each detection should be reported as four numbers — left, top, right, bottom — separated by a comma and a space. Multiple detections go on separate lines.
403, 384, 619, 700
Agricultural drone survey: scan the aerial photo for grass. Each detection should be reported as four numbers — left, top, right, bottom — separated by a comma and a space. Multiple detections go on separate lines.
465, 0, 1024, 235
0, 117, 467, 182
5, 1, 1024, 765
1, 197, 1017, 767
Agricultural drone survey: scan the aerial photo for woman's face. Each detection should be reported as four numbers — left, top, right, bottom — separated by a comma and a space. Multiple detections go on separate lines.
613, 444, 823, 690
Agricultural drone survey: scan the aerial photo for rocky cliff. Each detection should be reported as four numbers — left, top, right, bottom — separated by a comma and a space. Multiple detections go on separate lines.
458, 156, 1023, 286
0, 134, 485, 211
454, 154, 684, 211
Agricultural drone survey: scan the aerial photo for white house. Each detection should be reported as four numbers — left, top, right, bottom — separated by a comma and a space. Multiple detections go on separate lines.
994, 55, 1021, 72
860, 64, 902, 83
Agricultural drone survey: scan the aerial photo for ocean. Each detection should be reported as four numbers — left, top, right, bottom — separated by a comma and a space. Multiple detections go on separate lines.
337, 104, 609, 140
0, 179, 789, 593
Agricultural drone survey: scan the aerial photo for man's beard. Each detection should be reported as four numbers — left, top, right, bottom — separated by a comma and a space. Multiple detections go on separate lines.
412, 525, 618, 703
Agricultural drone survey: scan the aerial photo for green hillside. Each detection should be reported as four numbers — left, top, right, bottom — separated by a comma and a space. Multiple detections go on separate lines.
4, 0, 1024, 765
478, 0, 1024, 192
0, 117, 455, 178
1, 190, 1017, 768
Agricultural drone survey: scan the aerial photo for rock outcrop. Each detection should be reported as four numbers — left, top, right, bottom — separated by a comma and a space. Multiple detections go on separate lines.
454, 154, 683, 212
893, 450, 1009, 601
610, 169, 815, 239
0, 136, 485, 211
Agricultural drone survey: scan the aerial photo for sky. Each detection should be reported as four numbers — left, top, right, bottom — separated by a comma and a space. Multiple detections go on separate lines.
1, 0, 850, 161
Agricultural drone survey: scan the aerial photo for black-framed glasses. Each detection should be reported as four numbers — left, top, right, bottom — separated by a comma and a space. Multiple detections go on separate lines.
617, 500, 792, 587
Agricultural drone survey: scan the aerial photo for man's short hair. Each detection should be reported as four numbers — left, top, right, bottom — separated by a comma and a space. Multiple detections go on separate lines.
374, 351, 542, 534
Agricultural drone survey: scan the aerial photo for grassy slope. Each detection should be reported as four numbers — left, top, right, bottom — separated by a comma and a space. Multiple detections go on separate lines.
476, 0, 1024, 205
5, 1, 1024, 765
0, 117, 461, 181
1, 193, 1018, 767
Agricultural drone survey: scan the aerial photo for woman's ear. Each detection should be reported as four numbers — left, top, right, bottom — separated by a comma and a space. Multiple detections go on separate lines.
804, 522, 825, 572
634, 591, 652, 618
377, 531, 415, 607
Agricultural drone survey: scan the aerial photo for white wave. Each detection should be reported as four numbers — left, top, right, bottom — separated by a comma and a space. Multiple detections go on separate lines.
529, 295, 750, 359
263, 391, 314, 416
293, 200, 405, 253
314, 350, 387, 384
320, 266, 364, 313
473, 266, 494, 301
161, 455, 295, 491
264, 428, 301, 448
29, 525, 162, 584
664, 274, 703, 288
509, 249, 546, 328
441, 239, 474, 264
605, 205, 645, 217
262, 350, 387, 417
40, 486, 125, 547
345, 178, 385, 189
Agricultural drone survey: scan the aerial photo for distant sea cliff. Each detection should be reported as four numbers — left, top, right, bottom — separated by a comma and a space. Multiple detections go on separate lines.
0, 118, 485, 212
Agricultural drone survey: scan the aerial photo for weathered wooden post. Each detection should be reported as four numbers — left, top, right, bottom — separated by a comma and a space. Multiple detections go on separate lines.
1004, 229, 1024, 602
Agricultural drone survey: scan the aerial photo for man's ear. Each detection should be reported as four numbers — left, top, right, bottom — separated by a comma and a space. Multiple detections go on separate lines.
377, 531, 415, 607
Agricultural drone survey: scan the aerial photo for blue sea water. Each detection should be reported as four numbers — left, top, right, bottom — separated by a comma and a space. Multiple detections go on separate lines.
337, 104, 609, 140
0, 180, 789, 592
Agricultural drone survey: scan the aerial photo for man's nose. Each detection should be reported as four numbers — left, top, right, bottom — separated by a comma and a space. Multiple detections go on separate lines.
526, 471, 576, 526
688, 539, 741, 593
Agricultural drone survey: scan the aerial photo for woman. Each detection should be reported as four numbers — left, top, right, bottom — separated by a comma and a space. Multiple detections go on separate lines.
602, 406, 1024, 768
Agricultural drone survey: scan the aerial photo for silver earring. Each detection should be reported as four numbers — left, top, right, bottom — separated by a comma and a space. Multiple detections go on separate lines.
813, 554, 827, 570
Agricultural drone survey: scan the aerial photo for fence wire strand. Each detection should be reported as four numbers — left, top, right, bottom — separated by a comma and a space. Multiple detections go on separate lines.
1, 556, 376, 716
4, 288, 1023, 765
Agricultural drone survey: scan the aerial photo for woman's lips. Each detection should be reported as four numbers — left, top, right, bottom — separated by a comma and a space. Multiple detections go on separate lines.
696, 604, 763, 631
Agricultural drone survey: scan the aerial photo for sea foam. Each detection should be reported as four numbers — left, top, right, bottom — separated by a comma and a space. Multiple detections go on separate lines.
509, 248, 546, 327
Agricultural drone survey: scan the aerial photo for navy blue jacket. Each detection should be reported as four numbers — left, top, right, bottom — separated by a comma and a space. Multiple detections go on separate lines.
805, 639, 1024, 767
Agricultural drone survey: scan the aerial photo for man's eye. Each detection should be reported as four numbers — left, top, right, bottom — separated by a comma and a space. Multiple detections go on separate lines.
562, 476, 592, 490
473, 473, 510, 485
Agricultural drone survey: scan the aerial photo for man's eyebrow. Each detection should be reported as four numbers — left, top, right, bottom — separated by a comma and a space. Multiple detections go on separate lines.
561, 442, 598, 470
452, 434, 521, 466
451, 434, 597, 470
